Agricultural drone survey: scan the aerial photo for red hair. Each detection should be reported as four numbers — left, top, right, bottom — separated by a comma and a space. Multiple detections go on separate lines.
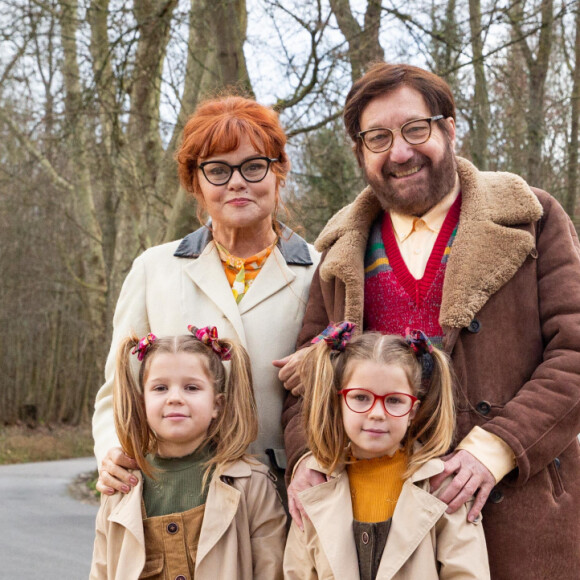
176, 96, 290, 211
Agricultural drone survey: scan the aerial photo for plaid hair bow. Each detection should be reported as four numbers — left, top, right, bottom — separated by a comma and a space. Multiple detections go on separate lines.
311, 321, 356, 352
405, 328, 434, 386
188, 325, 232, 361
131, 333, 157, 361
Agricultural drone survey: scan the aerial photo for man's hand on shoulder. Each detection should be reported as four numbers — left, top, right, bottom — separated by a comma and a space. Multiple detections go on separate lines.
430, 449, 496, 522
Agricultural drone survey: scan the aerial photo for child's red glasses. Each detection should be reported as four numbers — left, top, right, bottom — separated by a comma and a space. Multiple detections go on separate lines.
337, 389, 418, 417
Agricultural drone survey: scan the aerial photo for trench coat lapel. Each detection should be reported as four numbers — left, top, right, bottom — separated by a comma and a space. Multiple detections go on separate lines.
181, 243, 247, 344
237, 247, 296, 315
196, 462, 249, 566
376, 461, 447, 579
108, 476, 146, 549
300, 472, 361, 579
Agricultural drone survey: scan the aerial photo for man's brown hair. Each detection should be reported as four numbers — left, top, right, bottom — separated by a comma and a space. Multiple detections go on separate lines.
344, 62, 456, 163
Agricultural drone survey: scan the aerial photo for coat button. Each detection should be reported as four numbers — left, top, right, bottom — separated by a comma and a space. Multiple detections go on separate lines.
362, 531, 369, 545
467, 318, 481, 333
167, 522, 179, 534
489, 488, 504, 503
554, 457, 561, 469
476, 401, 491, 416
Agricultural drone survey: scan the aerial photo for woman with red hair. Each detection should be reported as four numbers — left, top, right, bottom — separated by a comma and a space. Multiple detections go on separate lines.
93, 96, 320, 505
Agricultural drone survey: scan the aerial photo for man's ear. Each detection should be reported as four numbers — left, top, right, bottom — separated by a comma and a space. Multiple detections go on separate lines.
445, 117, 456, 151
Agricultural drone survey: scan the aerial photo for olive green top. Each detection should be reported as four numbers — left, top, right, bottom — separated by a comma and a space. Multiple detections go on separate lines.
143, 446, 213, 517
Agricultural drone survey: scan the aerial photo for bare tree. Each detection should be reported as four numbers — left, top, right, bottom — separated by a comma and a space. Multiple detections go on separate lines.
0, 0, 254, 424
468, 0, 490, 169
565, 1, 580, 218
507, 0, 554, 185
329, 0, 384, 81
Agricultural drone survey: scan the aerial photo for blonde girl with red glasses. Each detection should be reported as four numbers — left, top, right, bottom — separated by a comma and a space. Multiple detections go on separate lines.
283, 323, 490, 580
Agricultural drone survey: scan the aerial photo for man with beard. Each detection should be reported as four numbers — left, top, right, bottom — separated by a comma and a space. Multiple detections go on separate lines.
276, 63, 580, 579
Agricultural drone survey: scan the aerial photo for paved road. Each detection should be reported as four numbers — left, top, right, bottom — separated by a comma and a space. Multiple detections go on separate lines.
0, 457, 98, 579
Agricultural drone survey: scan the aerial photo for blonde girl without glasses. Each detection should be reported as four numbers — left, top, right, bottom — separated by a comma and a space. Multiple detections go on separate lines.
91, 326, 286, 580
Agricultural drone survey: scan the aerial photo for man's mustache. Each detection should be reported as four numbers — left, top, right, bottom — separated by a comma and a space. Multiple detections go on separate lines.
381, 154, 431, 177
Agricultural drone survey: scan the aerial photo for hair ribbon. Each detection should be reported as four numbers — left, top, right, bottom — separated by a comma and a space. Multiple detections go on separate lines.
405, 328, 434, 386
132, 333, 157, 361
188, 325, 232, 361
311, 321, 356, 352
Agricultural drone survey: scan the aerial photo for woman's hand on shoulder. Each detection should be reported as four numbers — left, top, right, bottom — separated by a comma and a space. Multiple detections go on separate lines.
96, 447, 139, 495
272, 346, 312, 396
287, 459, 326, 531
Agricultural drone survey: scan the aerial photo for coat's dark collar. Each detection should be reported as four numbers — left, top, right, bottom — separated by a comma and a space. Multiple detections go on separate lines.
173, 223, 314, 266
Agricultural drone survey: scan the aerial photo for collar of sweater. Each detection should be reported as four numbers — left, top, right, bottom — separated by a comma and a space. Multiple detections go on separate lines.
148, 445, 212, 472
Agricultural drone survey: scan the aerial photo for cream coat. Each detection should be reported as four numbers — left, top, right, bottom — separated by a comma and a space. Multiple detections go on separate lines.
93, 226, 319, 465
90, 459, 286, 580
283, 456, 490, 580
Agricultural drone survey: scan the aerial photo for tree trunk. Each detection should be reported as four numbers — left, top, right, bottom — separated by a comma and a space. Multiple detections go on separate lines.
565, 4, 580, 220
104, 0, 179, 304
329, 0, 384, 82
58, 0, 108, 350
87, 0, 121, 278
509, 0, 554, 186
430, 0, 459, 79
164, 0, 252, 242
128, 0, 179, 194
212, 0, 253, 93
468, 0, 490, 169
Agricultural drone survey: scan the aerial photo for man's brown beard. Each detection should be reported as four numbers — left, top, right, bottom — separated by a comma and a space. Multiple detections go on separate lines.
363, 139, 457, 217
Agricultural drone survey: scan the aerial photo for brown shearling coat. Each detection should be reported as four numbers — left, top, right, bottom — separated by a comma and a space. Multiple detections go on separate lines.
283, 157, 580, 580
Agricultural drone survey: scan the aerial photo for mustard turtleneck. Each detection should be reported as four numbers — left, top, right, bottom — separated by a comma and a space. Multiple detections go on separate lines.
347, 448, 407, 523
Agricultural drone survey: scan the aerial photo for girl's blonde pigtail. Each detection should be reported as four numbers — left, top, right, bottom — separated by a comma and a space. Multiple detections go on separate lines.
113, 336, 156, 478
406, 348, 456, 477
302, 342, 347, 474
206, 338, 258, 481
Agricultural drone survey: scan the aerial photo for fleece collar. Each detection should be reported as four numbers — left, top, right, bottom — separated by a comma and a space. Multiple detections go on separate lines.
315, 157, 543, 330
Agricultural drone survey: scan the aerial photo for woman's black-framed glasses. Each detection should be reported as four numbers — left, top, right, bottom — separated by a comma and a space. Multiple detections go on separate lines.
199, 156, 279, 186
337, 388, 419, 417
357, 115, 444, 153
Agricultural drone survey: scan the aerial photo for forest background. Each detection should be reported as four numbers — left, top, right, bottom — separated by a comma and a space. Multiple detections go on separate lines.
1, 0, 579, 437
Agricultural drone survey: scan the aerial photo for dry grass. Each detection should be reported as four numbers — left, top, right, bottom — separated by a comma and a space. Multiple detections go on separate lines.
0, 423, 94, 464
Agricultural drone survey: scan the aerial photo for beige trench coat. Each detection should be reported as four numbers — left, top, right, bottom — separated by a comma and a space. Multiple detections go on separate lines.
90, 459, 286, 580
283, 456, 490, 580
